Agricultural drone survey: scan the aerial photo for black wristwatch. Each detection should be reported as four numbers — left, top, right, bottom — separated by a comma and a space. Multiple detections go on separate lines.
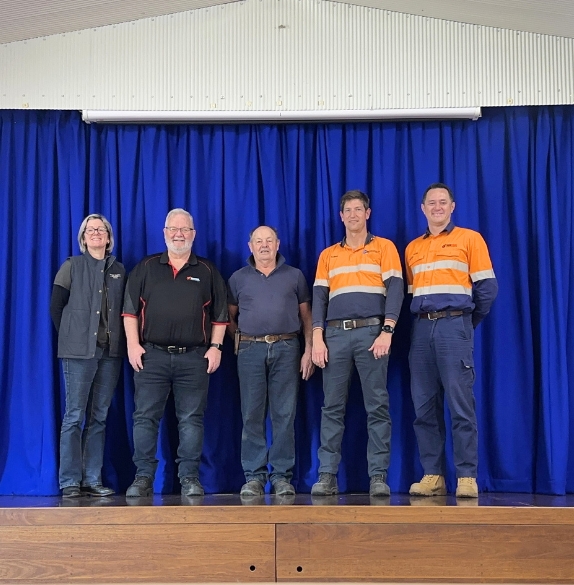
381, 324, 395, 334
210, 343, 223, 350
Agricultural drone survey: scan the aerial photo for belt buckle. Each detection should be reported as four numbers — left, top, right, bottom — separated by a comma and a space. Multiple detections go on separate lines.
342, 319, 354, 330
427, 313, 438, 320
264, 335, 277, 343
167, 346, 186, 354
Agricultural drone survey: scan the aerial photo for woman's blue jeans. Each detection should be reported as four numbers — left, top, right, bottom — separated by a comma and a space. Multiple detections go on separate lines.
59, 347, 122, 489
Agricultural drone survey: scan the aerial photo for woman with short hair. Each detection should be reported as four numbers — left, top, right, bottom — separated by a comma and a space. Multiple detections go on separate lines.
50, 214, 126, 498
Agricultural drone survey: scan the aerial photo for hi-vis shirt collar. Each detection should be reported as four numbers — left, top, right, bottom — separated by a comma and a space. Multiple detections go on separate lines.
340, 232, 374, 247
423, 221, 455, 239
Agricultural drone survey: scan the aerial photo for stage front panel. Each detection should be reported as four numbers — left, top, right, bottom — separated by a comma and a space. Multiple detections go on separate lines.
0, 523, 275, 582
276, 522, 574, 582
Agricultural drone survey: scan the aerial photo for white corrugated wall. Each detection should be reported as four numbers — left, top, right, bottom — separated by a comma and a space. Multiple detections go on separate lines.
0, 0, 572, 111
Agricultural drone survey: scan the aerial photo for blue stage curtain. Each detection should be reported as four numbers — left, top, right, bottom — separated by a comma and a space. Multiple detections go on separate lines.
0, 106, 573, 496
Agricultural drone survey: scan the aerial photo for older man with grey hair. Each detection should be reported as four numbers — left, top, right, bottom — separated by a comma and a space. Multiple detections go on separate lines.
228, 226, 313, 498
123, 209, 229, 497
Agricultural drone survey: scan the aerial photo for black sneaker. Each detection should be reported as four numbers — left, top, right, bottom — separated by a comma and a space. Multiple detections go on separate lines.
311, 472, 338, 496
126, 476, 153, 497
81, 484, 115, 497
369, 474, 391, 497
240, 480, 265, 496
62, 486, 83, 498
181, 476, 204, 497
272, 479, 295, 496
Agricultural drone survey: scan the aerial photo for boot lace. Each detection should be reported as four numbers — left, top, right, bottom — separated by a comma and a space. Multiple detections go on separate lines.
420, 474, 440, 484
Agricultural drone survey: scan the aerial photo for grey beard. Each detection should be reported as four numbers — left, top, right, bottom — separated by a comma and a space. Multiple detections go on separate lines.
165, 241, 192, 255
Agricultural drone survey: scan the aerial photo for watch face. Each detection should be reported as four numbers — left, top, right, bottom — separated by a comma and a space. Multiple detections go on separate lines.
382, 325, 394, 334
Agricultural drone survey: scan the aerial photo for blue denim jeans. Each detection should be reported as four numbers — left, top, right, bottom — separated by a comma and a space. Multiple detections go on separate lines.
318, 325, 391, 478
59, 347, 122, 489
409, 313, 477, 477
132, 345, 209, 480
237, 337, 300, 484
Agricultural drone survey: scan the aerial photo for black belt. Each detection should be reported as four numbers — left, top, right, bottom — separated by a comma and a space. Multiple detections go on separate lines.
240, 333, 298, 343
326, 317, 382, 330
418, 310, 464, 320
147, 343, 197, 354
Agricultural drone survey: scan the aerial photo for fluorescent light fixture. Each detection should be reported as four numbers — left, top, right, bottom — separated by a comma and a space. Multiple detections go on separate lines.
82, 108, 481, 124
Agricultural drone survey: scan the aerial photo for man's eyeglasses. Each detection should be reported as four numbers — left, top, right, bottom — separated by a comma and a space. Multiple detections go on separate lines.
165, 227, 195, 234
85, 227, 108, 235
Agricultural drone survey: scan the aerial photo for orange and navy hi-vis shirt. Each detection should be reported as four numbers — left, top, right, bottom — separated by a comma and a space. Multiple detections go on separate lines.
312, 233, 404, 327
405, 222, 498, 327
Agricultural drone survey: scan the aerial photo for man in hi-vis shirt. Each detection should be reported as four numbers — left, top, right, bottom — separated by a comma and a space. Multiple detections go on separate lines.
406, 183, 497, 499
311, 190, 403, 497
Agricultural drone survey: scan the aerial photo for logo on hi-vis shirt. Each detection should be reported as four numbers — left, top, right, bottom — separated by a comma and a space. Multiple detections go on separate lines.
187, 276, 200, 281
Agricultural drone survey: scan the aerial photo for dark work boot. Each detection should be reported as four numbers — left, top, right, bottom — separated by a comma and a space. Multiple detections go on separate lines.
126, 476, 153, 497
311, 473, 338, 496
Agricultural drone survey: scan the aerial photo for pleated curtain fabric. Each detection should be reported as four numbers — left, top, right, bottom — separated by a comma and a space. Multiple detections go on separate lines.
0, 106, 572, 495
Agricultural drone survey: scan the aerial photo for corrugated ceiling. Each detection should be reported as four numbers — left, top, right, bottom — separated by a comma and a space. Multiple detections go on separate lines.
1, 0, 573, 45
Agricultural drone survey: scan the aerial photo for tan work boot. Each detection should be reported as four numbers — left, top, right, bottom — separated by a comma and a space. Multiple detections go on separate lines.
456, 477, 478, 498
409, 474, 447, 496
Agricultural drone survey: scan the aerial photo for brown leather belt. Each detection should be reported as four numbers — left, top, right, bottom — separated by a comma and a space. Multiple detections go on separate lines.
240, 333, 298, 343
418, 310, 464, 320
326, 317, 382, 330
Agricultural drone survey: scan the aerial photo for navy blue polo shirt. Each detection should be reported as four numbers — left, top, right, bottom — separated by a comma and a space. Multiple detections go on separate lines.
228, 254, 310, 336
123, 251, 228, 347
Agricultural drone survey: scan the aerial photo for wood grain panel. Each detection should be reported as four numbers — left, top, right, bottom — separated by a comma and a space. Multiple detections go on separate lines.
2, 505, 574, 526
0, 524, 275, 582
276, 523, 574, 582
2, 504, 574, 583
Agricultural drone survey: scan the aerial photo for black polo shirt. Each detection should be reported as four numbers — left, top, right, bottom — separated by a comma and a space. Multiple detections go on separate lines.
123, 251, 229, 347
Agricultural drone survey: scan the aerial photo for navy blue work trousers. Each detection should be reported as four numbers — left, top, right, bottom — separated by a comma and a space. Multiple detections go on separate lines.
409, 313, 477, 478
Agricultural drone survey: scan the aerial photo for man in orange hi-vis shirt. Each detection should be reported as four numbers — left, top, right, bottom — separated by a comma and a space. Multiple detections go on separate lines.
406, 183, 498, 499
311, 190, 404, 498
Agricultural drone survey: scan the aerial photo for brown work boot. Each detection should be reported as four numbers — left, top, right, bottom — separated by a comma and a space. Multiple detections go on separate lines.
409, 474, 447, 496
456, 477, 478, 498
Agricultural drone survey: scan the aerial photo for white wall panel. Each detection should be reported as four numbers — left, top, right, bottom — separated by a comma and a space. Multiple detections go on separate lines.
348, 0, 574, 40
0, 0, 572, 112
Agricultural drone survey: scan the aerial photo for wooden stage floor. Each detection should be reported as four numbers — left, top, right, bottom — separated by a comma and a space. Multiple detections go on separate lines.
1, 493, 573, 583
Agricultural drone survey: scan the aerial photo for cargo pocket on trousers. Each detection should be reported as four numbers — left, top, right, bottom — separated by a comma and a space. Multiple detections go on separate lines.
461, 357, 476, 386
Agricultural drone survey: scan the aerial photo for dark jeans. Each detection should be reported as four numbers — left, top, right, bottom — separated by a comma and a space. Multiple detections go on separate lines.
318, 325, 391, 477
409, 313, 477, 477
59, 347, 122, 489
132, 345, 209, 480
237, 338, 300, 484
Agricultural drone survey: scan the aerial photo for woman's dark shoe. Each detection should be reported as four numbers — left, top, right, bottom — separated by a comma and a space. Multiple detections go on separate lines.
62, 486, 83, 498
81, 484, 115, 497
